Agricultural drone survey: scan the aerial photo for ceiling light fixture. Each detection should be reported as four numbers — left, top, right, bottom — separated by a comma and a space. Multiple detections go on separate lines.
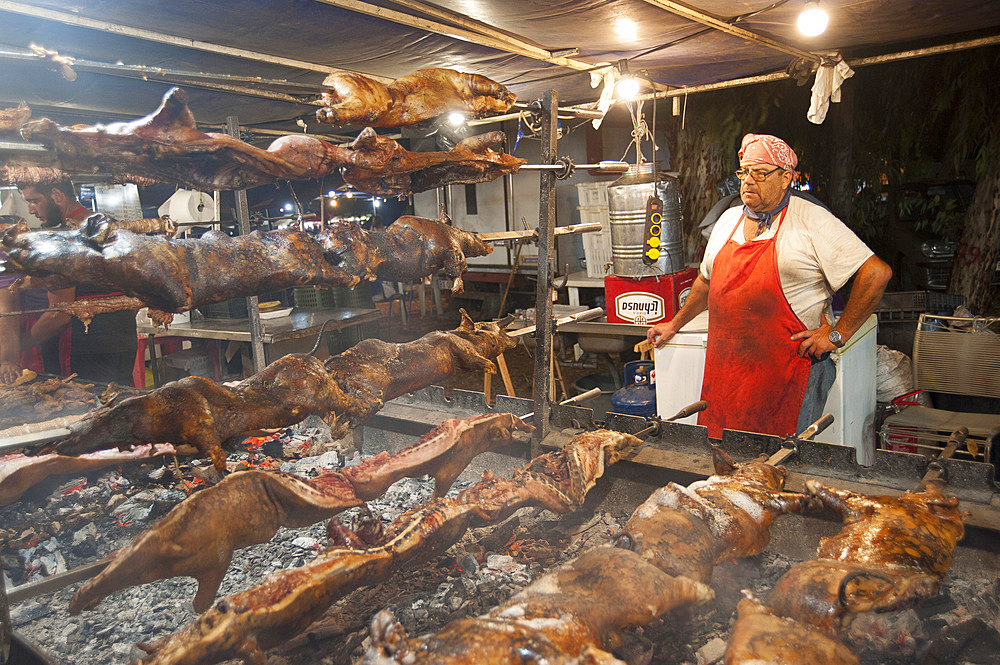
615, 59, 641, 101
797, 1, 829, 36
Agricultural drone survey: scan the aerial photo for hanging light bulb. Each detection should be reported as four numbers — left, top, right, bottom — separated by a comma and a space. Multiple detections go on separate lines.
797, 1, 829, 36
617, 77, 641, 100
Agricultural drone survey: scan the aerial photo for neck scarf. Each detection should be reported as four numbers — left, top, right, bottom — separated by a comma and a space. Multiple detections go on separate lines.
743, 189, 791, 236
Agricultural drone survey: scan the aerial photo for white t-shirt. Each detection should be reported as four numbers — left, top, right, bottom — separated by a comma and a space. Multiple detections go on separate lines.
699, 196, 874, 330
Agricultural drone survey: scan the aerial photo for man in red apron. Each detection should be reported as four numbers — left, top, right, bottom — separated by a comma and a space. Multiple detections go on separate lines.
18, 181, 137, 384
646, 134, 892, 439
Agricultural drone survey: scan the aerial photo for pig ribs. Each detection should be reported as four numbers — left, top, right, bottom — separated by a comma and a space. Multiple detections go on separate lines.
45, 311, 515, 471
19, 87, 524, 195
136, 429, 641, 665
316, 68, 515, 127
69, 413, 531, 613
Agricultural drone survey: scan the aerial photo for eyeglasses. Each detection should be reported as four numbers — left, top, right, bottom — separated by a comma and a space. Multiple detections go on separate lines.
735, 166, 783, 182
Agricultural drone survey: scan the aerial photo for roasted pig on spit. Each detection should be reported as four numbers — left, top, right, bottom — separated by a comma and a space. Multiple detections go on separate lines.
0, 102, 31, 132
42, 311, 515, 471
0, 375, 100, 429
19, 87, 524, 195
621, 447, 820, 583
316, 68, 516, 128
0, 444, 174, 506
70, 413, 531, 614
362, 547, 713, 665
134, 428, 641, 665
725, 480, 964, 665
1, 213, 490, 317
357, 447, 815, 665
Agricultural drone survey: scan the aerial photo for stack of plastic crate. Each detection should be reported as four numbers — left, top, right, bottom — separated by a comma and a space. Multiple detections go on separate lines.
874, 291, 964, 355
576, 181, 611, 278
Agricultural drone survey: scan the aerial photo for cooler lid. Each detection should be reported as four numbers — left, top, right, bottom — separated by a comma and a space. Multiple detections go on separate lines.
678, 311, 709, 333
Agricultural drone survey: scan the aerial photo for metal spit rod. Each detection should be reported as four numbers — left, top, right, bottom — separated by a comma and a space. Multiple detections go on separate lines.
765, 413, 835, 466
477, 222, 603, 243
508, 307, 605, 338
917, 426, 969, 491
520, 386, 603, 422
519, 161, 630, 173
633, 400, 709, 438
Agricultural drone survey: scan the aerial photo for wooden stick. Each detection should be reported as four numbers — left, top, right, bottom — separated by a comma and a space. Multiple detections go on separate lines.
496, 353, 516, 397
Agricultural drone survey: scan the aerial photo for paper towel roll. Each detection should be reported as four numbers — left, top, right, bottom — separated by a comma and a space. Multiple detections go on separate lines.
157, 190, 216, 223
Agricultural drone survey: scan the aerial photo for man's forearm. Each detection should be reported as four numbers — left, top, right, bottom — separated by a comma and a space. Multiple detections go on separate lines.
23, 311, 71, 349
835, 255, 892, 341
666, 274, 710, 332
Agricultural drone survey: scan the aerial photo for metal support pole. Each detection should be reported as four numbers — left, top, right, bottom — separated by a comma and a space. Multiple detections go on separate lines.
225, 116, 266, 374
531, 90, 558, 457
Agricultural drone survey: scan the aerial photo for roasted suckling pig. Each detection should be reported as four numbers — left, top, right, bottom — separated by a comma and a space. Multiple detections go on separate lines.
0, 375, 100, 429
134, 429, 641, 665
69, 413, 531, 613
621, 447, 820, 583
1, 213, 490, 315
356, 447, 814, 665
725, 480, 964, 664
362, 548, 713, 665
19, 87, 524, 195
0, 102, 31, 132
316, 68, 516, 127
43, 311, 515, 471
0, 444, 174, 506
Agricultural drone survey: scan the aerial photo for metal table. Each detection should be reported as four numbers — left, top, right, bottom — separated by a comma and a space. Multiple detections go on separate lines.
137, 307, 382, 385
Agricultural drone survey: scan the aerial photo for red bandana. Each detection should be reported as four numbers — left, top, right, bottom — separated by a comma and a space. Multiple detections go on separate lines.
739, 134, 798, 172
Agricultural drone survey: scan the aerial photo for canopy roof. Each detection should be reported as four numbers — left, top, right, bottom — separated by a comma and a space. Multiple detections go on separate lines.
1, 0, 998, 138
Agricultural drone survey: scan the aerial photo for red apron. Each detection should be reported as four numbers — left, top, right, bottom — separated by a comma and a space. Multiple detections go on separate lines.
697, 209, 811, 438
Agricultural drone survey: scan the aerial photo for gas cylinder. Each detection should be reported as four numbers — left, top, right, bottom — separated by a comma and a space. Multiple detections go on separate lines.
610, 360, 657, 418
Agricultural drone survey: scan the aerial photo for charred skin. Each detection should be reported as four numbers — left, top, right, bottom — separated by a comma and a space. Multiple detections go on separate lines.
762, 481, 964, 633
2, 225, 357, 313
137, 428, 637, 665
52, 355, 341, 471
67, 413, 529, 613
725, 596, 859, 665
623, 447, 821, 583
362, 548, 712, 665
1, 215, 490, 312
317, 215, 492, 294
316, 68, 516, 128
342, 413, 533, 500
20, 87, 524, 195
71, 470, 362, 614
45, 314, 513, 469
323, 310, 515, 434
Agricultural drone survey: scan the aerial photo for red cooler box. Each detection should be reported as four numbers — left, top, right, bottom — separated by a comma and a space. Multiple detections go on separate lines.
604, 268, 697, 325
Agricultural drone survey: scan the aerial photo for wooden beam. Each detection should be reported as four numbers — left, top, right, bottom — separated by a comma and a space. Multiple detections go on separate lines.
641, 0, 818, 62
0, 0, 390, 81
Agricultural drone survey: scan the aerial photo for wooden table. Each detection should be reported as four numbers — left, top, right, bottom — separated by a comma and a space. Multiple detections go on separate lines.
137, 308, 382, 385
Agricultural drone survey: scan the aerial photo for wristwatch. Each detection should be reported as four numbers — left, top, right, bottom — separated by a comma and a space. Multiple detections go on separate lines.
828, 328, 844, 348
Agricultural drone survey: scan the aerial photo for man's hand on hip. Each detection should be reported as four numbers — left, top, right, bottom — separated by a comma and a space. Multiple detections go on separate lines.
791, 323, 838, 359
647, 321, 678, 348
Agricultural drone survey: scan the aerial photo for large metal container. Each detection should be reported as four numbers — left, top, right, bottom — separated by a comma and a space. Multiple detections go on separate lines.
607, 163, 684, 277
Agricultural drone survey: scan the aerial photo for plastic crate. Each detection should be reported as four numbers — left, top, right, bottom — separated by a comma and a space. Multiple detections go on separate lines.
576, 181, 609, 207
876, 291, 964, 318
293, 287, 336, 309
161, 349, 213, 380
582, 231, 612, 278
577, 205, 610, 232
199, 290, 288, 319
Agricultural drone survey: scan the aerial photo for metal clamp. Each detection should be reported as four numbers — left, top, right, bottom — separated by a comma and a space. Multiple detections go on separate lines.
553, 156, 575, 180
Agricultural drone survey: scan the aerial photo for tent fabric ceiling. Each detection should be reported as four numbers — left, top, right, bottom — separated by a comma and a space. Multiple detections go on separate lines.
0, 0, 998, 137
